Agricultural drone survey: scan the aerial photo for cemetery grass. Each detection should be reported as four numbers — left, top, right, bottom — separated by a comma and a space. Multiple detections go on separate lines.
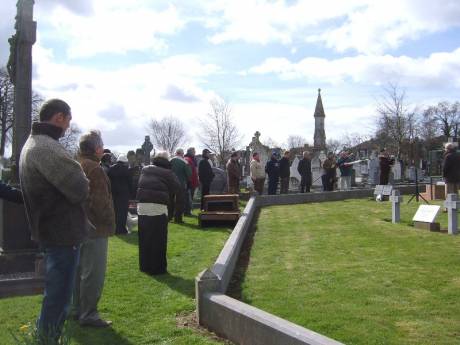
0, 212, 232, 345
237, 198, 460, 345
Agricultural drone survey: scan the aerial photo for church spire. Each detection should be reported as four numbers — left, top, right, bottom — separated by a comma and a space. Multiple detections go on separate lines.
313, 88, 326, 150
314, 88, 325, 118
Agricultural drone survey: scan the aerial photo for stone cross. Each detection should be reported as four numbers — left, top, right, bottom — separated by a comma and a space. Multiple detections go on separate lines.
389, 190, 403, 223
444, 193, 459, 235
8, 0, 36, 183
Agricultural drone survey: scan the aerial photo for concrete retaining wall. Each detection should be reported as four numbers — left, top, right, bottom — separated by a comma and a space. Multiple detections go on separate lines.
196, 186, 423, 345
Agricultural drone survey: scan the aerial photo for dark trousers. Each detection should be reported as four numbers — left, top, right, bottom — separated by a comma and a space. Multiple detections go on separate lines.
253, 178, 265, 195
184, 187, 195, 215
280, 177, 290, 194
322, 175, 334, 191
300, 175, 311, 193
169, 187, 186, 222
268, 178, 279, 195
38, 245, 80, 342
379, 171, 390, 185
138, 214, 168, 275
200, 183, 211, 210
113, 195, 129, 234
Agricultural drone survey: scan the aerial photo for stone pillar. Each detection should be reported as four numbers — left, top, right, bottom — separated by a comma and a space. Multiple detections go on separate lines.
195, 269, 220, 325
444, 194, 459, 235
389, 190, 403, 223
8, 0, 37, 183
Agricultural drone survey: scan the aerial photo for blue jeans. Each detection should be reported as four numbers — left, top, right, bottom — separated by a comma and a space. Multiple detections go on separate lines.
38, 245, 80, 342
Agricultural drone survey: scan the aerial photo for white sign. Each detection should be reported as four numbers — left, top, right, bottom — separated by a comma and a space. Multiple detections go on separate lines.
412, 205, 440, 223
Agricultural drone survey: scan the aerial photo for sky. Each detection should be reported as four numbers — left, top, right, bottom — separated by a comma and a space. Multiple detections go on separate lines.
1, 0, 460, 153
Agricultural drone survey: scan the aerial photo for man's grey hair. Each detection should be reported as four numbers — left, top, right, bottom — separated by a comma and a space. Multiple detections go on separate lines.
445, 143, 455, 150
154, 151, 169, 160
175, 148, 184, 156
79, 130, 103, 155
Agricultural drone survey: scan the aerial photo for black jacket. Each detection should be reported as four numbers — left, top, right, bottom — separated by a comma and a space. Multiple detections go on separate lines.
279, 157, 291, 178
108, 162, 132, 198
297, 158, 312, 177
136, 157, 182, 205
443, 151, 460, 183
265, 158, 280, 180
198, 157, 214, 185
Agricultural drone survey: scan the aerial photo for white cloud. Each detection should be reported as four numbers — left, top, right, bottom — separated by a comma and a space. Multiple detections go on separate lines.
246, 48, 460, 88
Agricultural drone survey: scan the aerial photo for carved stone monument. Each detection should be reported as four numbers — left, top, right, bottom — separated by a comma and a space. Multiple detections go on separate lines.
0, 0, 41, 295
141, 135, 153, 165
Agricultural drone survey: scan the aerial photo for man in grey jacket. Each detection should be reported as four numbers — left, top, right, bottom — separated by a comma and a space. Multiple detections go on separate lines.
19, 99, 89, 342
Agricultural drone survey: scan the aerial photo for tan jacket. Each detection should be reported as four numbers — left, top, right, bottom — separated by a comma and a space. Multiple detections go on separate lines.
79, 154, 116, 238
250, 159, 265, 179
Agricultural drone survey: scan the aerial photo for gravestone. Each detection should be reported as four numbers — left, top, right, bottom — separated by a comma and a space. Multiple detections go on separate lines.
389, 190, 403, 223
392, 161, 402, 181
210, 167, 227, 194
367, 152, 379, 185
444, 194, 459, 235
289, 156, 301, 189
412, 205, 440, 231
311, 151, 326, 187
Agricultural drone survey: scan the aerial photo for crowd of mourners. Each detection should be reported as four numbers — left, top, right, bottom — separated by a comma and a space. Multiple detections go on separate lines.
0, 98, 458, 343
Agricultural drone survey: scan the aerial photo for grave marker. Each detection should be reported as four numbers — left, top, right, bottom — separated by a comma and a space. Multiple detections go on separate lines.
444, 194, 459, 235
412, 205, 440, 231
389, 190, 403, 223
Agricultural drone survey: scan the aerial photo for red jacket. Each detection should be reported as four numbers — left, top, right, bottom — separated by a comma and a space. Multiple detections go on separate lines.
184, 155, 199, 188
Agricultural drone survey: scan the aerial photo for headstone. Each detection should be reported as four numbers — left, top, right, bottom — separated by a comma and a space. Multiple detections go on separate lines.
311, 152, 324, 187
389, 190, 403, 223
289, 156, 301, 189
392, 161, 402, 181
368, 152, 379, 185
444, 194, 459, 235
210, 167, 227, 194
412, 205, 441, 231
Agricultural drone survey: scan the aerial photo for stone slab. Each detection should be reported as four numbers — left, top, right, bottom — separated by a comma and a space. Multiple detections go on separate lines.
413, 221, 440, 232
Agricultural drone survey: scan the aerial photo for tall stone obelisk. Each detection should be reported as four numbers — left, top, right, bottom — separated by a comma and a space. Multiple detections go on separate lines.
8, 0, 36, 182
0, 0, 37, 272
313, 88, 326, 151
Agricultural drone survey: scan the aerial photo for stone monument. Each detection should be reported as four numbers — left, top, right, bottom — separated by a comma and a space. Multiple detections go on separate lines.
141, 135, 153, 165
0, 0, 41, 296
311, 89, 327, 187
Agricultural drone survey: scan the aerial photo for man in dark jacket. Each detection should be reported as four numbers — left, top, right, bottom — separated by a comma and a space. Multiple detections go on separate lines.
198, 149, 214, 210
279, 151, 291, 194
0, 180, 23, 203
322, 152, 337, 191
108, 154, 131, 235
19, 99, 89, 342
378, 148, 394, 185
265, 152, 280, 195
170, 148, 191, 223
443, 143, 460, 199
226, 152, 241, 194
337, 151, 353, 190
74, 130, 115, 328
136, 151, 182, 274
297, 151, 312, 193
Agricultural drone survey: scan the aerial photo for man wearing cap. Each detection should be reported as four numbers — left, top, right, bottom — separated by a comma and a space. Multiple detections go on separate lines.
226, 152, 241, 194
442, 143, 460, 199
198, 149, 214, 209
279, 151, 291, 194
108, 154, 132, 234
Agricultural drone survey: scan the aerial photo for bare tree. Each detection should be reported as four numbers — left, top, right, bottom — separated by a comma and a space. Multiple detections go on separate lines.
0, 67, 44, 156
199, 98, 240, 167
423, 101, 460, 138
59, 123, 82, 155
148, 116, 187, 155
263, 137, 280, 149
287, 135, 307, 149
326, 139, 341, 154
375, 83, 419, 158
0, 68, 14, 156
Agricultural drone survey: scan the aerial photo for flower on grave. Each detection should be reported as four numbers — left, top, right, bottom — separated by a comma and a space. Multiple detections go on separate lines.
19, 324, 29, 332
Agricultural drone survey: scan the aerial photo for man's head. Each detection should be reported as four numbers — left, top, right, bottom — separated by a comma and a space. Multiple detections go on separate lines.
230, 152, 239, 161
79, 130, 104, 159
303, 151, 310, 159
202, 148, 211, 158
327, 151, 334, 158
445, 143, 456, 152
186, 147, 195, 157
175, 148, 184, 157
39, 99, 72, 137
253, 152, 259, 160
283, 151, 290, 158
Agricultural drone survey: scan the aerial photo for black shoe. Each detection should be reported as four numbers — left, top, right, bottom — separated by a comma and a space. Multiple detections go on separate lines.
80, 319, 112, 328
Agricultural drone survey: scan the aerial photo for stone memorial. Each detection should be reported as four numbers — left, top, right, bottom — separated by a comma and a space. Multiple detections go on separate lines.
412, 205, 440, 231
367, 152, 379, 185
289, 156, 301, 189
444, 194, 459, 235
389, 190, 403, 223
392, 160, 402, 181
141, 135, 153, 165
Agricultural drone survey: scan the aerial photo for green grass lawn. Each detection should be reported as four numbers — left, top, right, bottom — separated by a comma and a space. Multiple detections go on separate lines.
236, 198, 460, 345
0, 213, 232, 345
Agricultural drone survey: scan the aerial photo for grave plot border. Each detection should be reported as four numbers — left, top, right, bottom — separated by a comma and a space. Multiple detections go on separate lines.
195, 186, 418, 345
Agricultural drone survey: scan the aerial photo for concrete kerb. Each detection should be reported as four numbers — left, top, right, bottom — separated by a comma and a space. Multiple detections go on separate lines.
196, 186, 422, 345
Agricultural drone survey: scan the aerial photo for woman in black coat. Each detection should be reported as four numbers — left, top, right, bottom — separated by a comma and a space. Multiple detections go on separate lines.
108, 154, 132, 235
136, 152, 182, 275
